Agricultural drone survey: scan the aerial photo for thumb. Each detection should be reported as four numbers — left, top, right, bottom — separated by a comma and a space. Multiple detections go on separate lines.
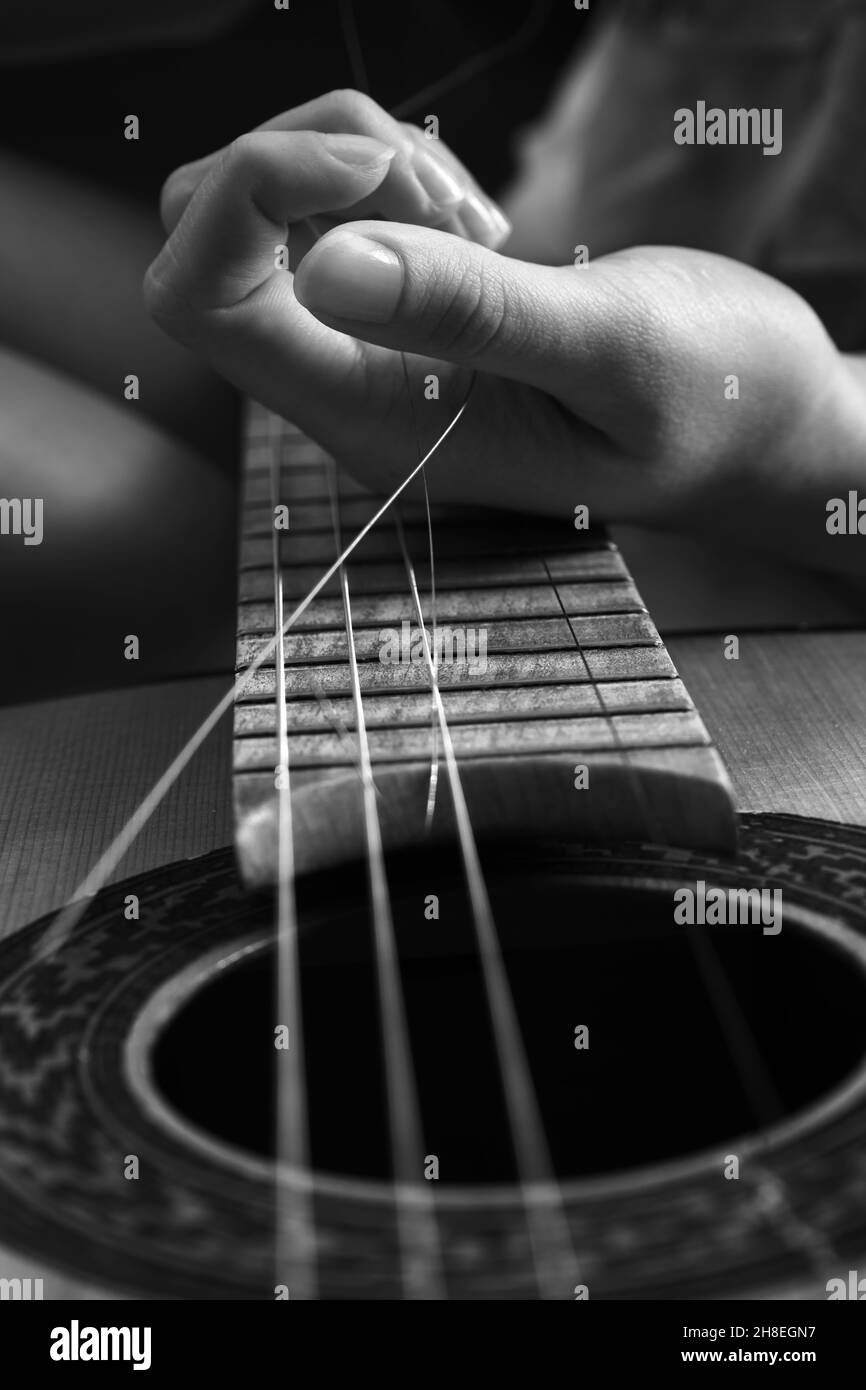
293, 220, 626, 412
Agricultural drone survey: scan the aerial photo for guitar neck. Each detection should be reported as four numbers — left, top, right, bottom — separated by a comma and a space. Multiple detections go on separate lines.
232, 401, 736, 886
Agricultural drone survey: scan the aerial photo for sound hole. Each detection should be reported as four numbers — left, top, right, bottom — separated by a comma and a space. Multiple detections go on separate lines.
151, 850, 866, 1184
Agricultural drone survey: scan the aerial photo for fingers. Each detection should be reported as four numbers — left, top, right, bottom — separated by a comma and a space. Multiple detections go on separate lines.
146, 131, 396, 316
292, 219, 623, 420
144, 130, 406, 451
160, 89, 509, 247
399, 122, 510, 246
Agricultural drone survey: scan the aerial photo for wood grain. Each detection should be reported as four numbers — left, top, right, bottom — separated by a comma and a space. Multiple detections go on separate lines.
0, 677, 232, 940
673, 631, 866, 826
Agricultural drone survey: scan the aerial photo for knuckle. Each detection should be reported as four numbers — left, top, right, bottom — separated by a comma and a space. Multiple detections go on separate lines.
425, 264, 509, 361
329, 88, 381, 126
223, 131, 272, 182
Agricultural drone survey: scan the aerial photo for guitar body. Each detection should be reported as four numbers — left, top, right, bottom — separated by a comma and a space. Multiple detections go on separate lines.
2, 508, 865, 1300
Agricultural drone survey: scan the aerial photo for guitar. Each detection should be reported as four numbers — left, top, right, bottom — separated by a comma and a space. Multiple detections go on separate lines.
1, 389, 866, 1301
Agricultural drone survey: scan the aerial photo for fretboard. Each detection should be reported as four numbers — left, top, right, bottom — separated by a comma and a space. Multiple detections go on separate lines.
233, 401, 736, 887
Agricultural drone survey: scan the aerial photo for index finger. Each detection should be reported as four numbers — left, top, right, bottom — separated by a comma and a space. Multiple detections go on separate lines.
160, 88, 508, 246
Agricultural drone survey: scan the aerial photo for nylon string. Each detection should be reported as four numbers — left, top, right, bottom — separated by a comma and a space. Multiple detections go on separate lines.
395, 510, 580, 1299
326, 460, 445, 1299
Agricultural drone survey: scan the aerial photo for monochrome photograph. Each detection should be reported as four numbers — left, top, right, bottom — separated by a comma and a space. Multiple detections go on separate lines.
0, 0, 864, 1346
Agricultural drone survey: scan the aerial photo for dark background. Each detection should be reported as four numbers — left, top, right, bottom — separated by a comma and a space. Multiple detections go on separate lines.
0, 0, 599, 204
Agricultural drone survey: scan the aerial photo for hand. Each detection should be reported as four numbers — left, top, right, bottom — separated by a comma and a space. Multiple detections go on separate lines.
145, 88, 509, 472
145, 90, 865, 570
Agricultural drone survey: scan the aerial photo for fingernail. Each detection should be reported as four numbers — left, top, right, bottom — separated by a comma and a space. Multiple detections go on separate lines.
321, 133, 398, 168
487, 201, 513, 245
412, 150, 464, 208
459, 192, 512, 248
299, 232, 404, 322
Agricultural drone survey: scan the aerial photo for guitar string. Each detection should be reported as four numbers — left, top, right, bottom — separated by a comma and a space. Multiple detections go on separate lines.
264, 0, 842, 1280
29, 0, 579, 1304
396, 352, 441, 829
246, 411, 377, 792
395, 510, 580, 1299
269, 400, 579, 1300
337, 0, 369, 98
357, 5, 575, 1291
335, 0, 449, 832
270, 414, 318, 1300
325, 458, 446, 1300
371, 4, 579, 1297
341, 3, 578, 1297
35, 396, 474, 965
264, 371, 462, 1299
420, 466, 441, 831
543, 555, 839, 1287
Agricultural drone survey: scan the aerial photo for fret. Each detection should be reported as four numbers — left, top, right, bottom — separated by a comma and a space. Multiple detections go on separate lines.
233, 404, 737, 879
233, 709, 710, 770
236, 579, 634, 633
233, 677, 693, 734
240, 566, 643, 604
235, 614, 658, 668
241, 650, 590, 699
583, 647, 676, 680
237, 646, 683, 702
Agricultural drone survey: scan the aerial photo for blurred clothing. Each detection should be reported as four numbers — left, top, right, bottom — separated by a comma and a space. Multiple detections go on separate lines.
504, 0, 866, 348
